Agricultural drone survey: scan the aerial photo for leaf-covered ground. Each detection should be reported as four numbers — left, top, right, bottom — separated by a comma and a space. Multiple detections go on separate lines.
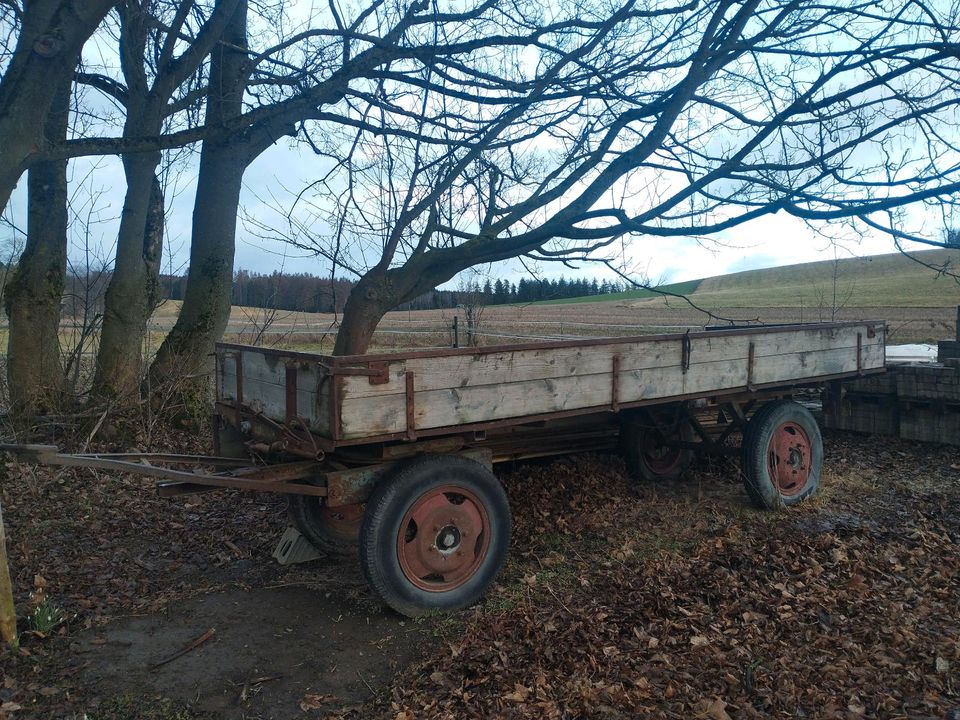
0, 429, 957, 719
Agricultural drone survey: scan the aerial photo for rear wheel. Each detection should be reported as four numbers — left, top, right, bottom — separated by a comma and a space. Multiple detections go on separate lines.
287, 494, 364, 558
621, 410, 695, 482
359, 455, 511, 617
741, 400, 822, 509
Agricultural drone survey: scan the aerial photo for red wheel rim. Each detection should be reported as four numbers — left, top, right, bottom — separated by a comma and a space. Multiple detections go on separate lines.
642, 434, 684, 475
767, 422, 813, 497
319, 502, 364, 541
396, 485, 491, 592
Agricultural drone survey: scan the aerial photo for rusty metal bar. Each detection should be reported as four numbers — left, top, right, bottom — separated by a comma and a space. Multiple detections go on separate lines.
328, 375, 342, 442
405, 371, 417, 441
747, 341, 756, 391
0, 445, 325, 496
233, 351, 244, 427
326, 448, 493, 507
611, 355, 621, 412
857, 333, 863, 375
285, 365, 298, 423
381, 436, 465, 460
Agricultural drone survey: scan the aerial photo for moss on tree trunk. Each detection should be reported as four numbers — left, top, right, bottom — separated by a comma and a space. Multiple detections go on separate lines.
4, 75, 71, 416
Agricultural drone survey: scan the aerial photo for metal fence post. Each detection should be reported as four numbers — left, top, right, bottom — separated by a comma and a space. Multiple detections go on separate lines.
452, 316, 459, 348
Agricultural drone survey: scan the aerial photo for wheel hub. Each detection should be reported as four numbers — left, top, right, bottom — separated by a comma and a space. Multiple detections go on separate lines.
768, 422, 813, 496
436, 525, 461, 552
397, 486, 490, 592
642, 434, 684, 474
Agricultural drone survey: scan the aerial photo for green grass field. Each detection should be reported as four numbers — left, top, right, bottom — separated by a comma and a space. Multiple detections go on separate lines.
540, 248, 960, 308
533, 279, 702, 304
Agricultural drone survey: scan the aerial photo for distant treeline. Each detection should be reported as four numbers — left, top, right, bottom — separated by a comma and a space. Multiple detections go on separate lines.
158, 270, 628, 313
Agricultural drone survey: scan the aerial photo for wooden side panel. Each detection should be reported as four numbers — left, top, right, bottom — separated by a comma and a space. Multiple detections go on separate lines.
217, 349, 332, 435
338, 324, 884, 438
341, 325, 881, 400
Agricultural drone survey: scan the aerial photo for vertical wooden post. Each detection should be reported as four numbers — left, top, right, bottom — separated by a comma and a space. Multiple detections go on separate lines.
955, 305, 959, 341
0, 501, 17, 648
452, 316, 459, 348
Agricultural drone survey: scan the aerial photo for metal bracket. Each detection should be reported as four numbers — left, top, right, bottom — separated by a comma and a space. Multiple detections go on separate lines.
405, 371, 417, 441
611, 355, 621, 412
319, 360, 390, 385
681, 331, 692, 374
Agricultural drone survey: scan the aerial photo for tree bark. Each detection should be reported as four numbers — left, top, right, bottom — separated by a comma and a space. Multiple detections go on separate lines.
148, 0, 249, 392
92, 151, 164, 398
148, 146, 245, 388
4, 75, 72, 416
0, 0, 114, 212
333, 272, 399, 355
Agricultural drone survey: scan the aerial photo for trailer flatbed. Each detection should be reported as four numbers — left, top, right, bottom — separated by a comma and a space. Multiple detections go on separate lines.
2, 321, 886, 617
214, 320, 884, 449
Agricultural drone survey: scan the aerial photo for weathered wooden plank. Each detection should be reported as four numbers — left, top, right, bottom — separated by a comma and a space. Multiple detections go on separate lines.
339, 342, 882, 438
341, 325, 883, 400
218, 350, 331, 426
219, 374, 325, 429
218, 350, 326, 393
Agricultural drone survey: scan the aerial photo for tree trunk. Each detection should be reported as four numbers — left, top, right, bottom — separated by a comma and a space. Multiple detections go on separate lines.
334, 273, 398, 355
0, 0, 114, 211
148, 0, 249, 393
334, 250, 481, 356
92, 152, 164, 399
3, 75, 72, 416
148, 146, 245, 389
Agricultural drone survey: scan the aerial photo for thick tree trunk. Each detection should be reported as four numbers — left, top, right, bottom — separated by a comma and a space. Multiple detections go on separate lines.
148, 145, 245, 388
333, 272, 399, 355
0, 0, 114, 211
148, 0, 251, 392
333, 250, 477, 355
4, 75, 72, 415
92, 151, 164, 398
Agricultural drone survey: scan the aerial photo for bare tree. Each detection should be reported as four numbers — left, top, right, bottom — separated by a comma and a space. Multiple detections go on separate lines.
149, 0, 626, 385
0, 0, 115, 211
272, 0, 960, 355
88, 0, 241, 398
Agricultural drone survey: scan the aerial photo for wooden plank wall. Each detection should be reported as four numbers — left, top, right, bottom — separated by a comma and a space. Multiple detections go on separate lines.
217, 349, 331, 433
823, 363, 960, 445
337, 324, 883, 439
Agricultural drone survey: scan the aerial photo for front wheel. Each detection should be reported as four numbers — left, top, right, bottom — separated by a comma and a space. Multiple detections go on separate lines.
741, 399, 823, 509
359, 455, 511, 617
288, 494, 364, 558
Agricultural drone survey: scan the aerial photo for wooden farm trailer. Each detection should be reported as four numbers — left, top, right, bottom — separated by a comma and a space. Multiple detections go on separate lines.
4, 321, 885, 616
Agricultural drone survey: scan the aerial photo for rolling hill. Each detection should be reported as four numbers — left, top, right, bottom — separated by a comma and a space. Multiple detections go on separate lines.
541, 248, 960, 308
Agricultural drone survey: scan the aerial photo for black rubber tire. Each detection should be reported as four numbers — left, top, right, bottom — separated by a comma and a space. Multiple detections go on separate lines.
359, 455, 511, 617
620, 411, 695, 482
287, 494, 362, 558
741, 399, 823, 510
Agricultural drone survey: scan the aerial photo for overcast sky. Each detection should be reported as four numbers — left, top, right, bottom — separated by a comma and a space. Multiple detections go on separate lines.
0, 140, 934, 289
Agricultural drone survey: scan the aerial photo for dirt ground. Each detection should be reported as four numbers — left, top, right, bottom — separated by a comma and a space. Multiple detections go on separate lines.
0, 428, 958, 719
